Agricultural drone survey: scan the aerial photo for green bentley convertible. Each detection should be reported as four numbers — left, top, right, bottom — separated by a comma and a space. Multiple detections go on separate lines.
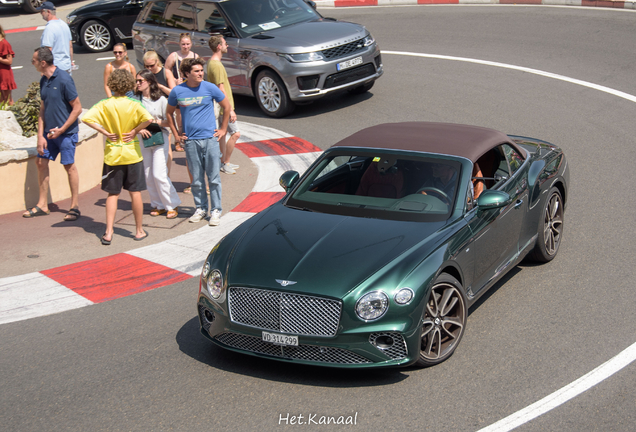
197, 122, 569, 368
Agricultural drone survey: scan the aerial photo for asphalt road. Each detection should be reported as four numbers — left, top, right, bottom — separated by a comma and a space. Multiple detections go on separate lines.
2, 4, 636, 431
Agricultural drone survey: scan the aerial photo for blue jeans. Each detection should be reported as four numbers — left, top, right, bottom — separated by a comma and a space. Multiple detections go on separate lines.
183, 137, 222, 213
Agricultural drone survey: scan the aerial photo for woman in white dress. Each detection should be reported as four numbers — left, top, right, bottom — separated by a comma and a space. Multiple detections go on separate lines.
135, 70, 181, 219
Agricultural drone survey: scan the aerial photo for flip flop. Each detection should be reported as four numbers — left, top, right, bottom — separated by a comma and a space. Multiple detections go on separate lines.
166, 208, 178, 219
101, 234, 111, 246
183, 187, 192, 194
134, 231, 149, 241
63, 208, 81, 221
23, 206, 50, 218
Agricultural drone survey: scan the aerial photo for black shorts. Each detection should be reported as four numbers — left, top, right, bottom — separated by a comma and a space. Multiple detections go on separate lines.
101, 161, 147, 194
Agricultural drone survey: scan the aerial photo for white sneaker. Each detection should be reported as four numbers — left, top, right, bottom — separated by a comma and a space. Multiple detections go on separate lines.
189, 208, 207, 223
220, 163, 236, 175
227, 162, 239, 170
209, 209, 221, 226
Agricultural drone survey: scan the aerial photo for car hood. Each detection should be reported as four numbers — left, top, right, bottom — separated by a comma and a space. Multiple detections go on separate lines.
70, 0, 127, 15
241, 20, 368, 53
227, 204, 444, 298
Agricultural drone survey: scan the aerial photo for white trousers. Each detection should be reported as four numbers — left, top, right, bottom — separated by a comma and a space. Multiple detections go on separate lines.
140, 132, 181, 211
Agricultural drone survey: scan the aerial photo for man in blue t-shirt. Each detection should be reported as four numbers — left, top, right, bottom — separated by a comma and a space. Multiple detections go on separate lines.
37, 2, 74, 73
23, 47, 82, 221
167, 57, 230, 226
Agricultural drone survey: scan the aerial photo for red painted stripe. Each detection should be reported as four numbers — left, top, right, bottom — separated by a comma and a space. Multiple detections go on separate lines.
232, 192, 286, 213
5, 27, 39, 34
236, 137, 322, 158
42, 254, 192, 303
335, 0, 378, 5
582, 0, 624, 6
418, 0, 458, 3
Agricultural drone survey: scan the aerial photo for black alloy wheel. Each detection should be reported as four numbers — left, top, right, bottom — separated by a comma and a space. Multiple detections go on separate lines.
529, 187, 564, 262
416, 273, 467, 367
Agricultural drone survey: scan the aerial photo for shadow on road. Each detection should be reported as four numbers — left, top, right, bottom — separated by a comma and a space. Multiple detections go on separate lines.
176, 316, 410, 387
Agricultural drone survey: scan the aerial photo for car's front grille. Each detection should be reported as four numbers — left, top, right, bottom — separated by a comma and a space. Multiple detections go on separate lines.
321, 38, 367, 60
215, 332, 372, 365
228, 287, 342, 337
369, 332, 408, 360
324, 64, 376, 89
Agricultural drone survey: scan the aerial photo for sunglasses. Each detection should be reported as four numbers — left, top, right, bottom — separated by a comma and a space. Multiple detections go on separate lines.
136, 79, 146, 84
113, 51, 124, 54
144, 63, 156, 68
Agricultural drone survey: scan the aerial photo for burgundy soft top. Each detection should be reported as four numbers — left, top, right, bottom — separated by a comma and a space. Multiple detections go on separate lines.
332, 122, 522, 163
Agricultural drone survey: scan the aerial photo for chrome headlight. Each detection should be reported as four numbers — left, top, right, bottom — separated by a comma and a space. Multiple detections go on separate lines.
362, 34, 375, 47
201, 262, 210, 279
282, 52, 325, 62
394, 288, 414, 305
355, 291, 389, 321
207, 270, 223, 299
67, 15, 77, 25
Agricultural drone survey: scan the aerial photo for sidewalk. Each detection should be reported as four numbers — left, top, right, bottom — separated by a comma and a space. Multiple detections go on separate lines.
0, 122, 323, 325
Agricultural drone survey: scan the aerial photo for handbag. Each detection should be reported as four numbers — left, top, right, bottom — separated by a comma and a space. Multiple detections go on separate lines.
142, 122, 164, 148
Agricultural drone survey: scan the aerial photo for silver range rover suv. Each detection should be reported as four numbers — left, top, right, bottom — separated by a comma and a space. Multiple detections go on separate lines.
132, 0, 383, 117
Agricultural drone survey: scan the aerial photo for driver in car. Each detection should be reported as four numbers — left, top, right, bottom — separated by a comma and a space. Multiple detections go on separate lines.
418, 162, 457, 201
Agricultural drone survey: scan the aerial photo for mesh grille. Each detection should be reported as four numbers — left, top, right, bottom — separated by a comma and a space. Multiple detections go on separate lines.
215, 332, 371, 365
228, 287, 341, 337
324, 64, 376, 89
369, 332, 408, 360
321, 38, 367, 60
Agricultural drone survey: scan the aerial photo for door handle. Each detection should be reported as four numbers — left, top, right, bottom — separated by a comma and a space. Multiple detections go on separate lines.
514, 199, 523, 208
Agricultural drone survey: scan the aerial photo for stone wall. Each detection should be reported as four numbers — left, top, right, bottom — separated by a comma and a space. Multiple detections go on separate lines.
0, 110, 104, 215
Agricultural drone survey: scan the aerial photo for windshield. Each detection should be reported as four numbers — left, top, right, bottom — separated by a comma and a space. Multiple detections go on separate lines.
221, 0, 321, 37
285, 151, 462, 222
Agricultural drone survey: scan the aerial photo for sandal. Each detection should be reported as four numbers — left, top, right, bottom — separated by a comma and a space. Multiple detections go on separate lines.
183, 187, 191, 194
166, 208, 178, 219
134, 231, 149, 241
23, 206, 50, 218
150, 208, 167, 217
63, 208, 81, 221
101, 233, 112, 246
174, 143, 185, 152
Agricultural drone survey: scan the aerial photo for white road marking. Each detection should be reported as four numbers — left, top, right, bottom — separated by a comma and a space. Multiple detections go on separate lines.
382, 51, 636, 104
383, 50, 636, 431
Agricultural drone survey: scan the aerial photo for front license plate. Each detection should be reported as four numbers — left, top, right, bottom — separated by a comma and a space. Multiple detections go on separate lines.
337, 56, 363, 71
262, 331, 299, 346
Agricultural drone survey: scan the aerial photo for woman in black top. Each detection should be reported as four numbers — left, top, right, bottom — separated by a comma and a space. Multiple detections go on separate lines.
142, 50, 174, 97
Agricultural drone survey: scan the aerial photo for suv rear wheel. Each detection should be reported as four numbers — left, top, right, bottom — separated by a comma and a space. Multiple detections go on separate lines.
255, 70, 295, 118
22, 0, 43, 13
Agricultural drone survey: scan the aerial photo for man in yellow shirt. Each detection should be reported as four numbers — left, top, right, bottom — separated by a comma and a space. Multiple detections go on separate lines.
82, 69, 153, 245
207, 35, 240, 175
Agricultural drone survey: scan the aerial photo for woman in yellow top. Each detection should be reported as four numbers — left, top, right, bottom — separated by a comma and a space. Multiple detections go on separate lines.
82, 69, 153, 245
103, 43, 136, 98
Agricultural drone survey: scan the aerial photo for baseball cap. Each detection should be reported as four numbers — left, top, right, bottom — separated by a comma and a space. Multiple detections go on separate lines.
36, 1, 56, 11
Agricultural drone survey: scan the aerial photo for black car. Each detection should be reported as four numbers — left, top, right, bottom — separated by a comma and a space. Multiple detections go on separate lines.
66, 0, 145, 53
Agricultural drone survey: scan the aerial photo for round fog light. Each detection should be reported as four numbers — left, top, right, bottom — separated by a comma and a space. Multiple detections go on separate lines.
394, 288, 414, 305
374, 335, 394, 349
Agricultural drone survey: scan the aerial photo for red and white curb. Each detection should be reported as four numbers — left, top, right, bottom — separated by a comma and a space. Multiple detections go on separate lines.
0, 122, 322, 325
315, 0, 636, 8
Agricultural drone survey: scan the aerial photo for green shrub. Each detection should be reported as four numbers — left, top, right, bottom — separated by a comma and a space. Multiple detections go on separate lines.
10, 82, 41, 138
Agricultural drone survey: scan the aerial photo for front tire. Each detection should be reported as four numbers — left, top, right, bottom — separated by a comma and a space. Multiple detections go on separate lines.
529, 187, 564, 262
80, 20, 113, 53
22, 0, 43, 13
255, 70, 294, 118
415, 273, 467, 367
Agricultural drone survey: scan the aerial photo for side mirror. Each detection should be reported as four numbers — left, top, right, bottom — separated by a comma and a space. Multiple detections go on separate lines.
279, 170, 300, 192
476, 190, 511, 209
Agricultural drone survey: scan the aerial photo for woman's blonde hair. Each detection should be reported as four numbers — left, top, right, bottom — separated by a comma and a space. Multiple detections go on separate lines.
143, 50, 163, 68
107, 69, 135, 95
0, 24, 6, 39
